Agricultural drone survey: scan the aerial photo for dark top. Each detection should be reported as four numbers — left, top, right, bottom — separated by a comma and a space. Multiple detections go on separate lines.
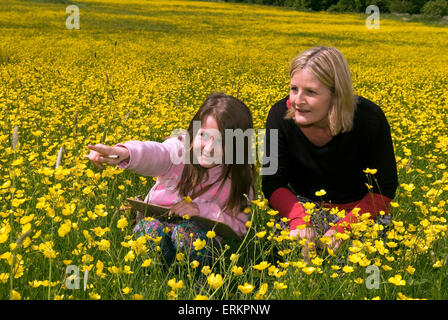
262, 95, 398, 204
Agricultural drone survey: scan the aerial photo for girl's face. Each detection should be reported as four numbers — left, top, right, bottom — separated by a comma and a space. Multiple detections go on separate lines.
289, 69, 333, 129
193, 115, 223, 168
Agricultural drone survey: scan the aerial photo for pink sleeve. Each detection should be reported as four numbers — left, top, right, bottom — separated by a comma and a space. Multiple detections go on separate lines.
196, 187, 254, 239
114, 137, 184, 177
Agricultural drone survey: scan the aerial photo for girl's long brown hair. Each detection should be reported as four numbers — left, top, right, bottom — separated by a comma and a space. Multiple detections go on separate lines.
175, 93, 255, 214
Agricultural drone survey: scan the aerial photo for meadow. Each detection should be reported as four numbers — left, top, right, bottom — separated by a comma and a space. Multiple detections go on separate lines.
1, 0, 448, 300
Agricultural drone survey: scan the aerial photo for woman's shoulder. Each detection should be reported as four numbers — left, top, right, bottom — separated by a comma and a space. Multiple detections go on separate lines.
270, 96, 289, 113
266, 96, 290, 124
353, 95, 389, 129
354, 96, 388, 120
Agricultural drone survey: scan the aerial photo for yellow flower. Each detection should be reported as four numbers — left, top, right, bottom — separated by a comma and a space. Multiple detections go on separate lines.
57, 220, 71, 237
232, 265, 243, 276
311, 257, 323, 266
122, 265, 133, 274
184, 196, 192, 204
193, 238, 206, 251
194, 294, 209, 300
0, 273, 10, 284
89, 292, 101, 300
331, 265, 341, 270
230, 253, 239, 262
206, 230, 216, 239
238, 282, 255, 294
319, 236, 331, 246
133, 294, 143, 300
190, 260, 200, 269
342, 266, 354, 273
201, 266, 211, 275
303, 202, 316, 210
315, 189, 326, 197
406, 265, 415, 274
207, 273, 223, 289
168, 278, 184, 290
11, 290, 21, 300
141, 258, 152, 267
122, 287, 132, 294
256, 231, 267, 238
363, 168, 377, 174
176, 253, 184, 261
433, 259, 444, 268
273, 281, 287, 290
390, 202, 400, 208
302, 267, 315, 275
117, 215, 128, 231
96, 239, 110, 251
91, 226, 110, 237
389, 274, 406, 286
254, 283, 268, 300
382, 265, 392, 271
253, 261, 271, 271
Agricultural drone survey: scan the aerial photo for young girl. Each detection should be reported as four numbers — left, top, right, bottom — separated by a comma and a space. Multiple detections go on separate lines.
87, 93, 255, 266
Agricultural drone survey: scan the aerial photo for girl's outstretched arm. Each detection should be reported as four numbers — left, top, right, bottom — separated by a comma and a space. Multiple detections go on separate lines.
86, 144, 130, 170
114, 137, 184, 177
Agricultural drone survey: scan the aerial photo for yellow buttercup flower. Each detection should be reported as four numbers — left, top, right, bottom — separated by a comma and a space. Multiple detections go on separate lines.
363, 168, 378, 175
238, 282, 255, 294
206, 230, 216, 239
342, 266, 354, 273
141, 258, 152, 267
273, 281, 287, 290
168, 278, 184, 290
389, 274, 406, 286
302, 267, 315, 275
193, 238, 206, 251
207, 273, 223, 289
253, 261, 271, 271
232, 265, 243, 276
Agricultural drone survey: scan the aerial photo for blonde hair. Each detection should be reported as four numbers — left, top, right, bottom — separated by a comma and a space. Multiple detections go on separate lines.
286, 46, 357, 136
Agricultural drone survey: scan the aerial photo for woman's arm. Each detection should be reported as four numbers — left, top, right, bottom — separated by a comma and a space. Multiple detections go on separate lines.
330, 100, 398, 234
330, 192, 392, 234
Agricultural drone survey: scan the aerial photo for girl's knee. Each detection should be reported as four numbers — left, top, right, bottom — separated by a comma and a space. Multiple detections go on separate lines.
171, 221, 209, 251
134, 218, 164, 239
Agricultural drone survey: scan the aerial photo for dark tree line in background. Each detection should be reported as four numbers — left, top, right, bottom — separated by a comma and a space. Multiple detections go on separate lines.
221, 0, 448, 18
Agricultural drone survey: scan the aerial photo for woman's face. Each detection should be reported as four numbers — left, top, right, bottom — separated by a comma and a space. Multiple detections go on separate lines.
289, 69, 333, 129
192, 115, 223, 168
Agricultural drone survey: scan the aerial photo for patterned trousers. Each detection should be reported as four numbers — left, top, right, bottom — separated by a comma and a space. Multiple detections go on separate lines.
134, 218, 220, 267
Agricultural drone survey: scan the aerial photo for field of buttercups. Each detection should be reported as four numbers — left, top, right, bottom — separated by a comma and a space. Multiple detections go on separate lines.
1, 0, 448, 300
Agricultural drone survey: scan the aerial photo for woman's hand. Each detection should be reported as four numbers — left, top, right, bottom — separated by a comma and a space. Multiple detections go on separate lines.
290, 226, 317, 241
169, 201, 200, 218
86, 144, 130, 170
318, 228, 342, 251
290, 227, 317, 262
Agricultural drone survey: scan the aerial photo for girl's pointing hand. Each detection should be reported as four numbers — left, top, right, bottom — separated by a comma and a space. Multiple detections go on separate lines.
86, 144, 130, 169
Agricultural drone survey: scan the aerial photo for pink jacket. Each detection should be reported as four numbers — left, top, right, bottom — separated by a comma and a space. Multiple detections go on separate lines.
115, 136, 251, 238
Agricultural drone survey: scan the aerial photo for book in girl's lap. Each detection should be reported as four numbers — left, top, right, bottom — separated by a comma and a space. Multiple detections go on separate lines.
86, 93, 255, 266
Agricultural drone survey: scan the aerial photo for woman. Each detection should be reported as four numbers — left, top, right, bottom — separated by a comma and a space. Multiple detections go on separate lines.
262, 46, 398, 252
